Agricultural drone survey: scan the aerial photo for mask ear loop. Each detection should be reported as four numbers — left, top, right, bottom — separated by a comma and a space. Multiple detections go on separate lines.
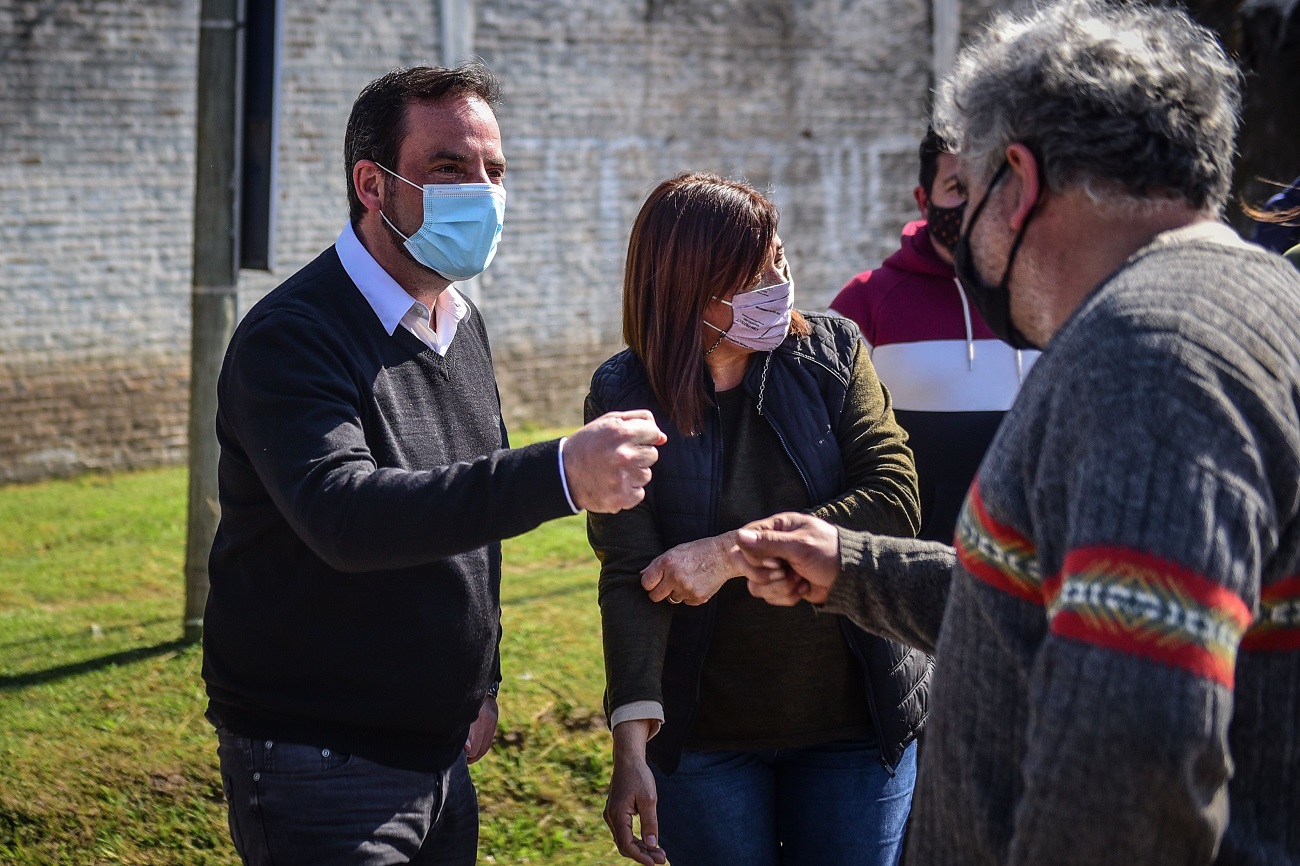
703, 294, 734, 355
374, 162, 424, 243
374, 162, 424, 191
380, 211, 413, 242
703, 324, 729, 355
966, 161, 1009, 235
995, 153, 1047, 292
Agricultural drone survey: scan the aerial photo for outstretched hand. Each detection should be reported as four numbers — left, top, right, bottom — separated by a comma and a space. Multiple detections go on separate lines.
564, 411, 668, 514
733, 512, 842, 606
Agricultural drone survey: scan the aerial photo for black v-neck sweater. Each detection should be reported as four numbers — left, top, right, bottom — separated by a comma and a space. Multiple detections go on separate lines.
202, 247, 572, 771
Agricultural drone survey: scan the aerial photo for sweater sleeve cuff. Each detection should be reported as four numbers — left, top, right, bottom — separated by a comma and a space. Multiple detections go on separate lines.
557, 437, 580, 514
822, 528, 872, 617
609, 701, 665, 739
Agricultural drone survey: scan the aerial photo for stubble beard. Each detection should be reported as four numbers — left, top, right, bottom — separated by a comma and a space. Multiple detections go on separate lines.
381, 174, 424, 270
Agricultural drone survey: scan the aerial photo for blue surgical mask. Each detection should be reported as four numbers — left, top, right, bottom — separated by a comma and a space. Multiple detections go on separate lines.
377, 163, 507, 281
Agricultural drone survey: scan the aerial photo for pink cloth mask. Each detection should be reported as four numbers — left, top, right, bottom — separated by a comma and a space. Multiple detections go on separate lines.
705, 279, 794, 352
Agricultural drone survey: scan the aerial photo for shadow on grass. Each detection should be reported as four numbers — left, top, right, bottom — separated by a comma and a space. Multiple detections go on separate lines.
0, 617, 177, 651
0, 638, 193, 691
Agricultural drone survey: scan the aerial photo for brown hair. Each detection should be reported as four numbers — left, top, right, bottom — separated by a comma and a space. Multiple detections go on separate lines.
622, 172, 810, 435
1242, 177, 1300, 226
1243, 203, 1300, 226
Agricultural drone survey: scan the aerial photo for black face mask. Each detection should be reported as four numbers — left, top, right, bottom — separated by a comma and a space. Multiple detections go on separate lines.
953, 161, 1040, 350
926, 200, 966, 252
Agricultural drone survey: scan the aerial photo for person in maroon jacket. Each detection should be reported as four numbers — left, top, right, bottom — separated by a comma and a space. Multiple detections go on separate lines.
830, 129, 1038, 542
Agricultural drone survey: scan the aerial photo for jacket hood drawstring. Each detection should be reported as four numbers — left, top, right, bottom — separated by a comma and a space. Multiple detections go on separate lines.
955, 277, 1029, 383
955, 278, 975, 372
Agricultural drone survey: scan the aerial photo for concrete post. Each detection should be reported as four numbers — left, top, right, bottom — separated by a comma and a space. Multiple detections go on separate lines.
184, 0, 245, 643
438, 0, 482, 305
439, 0, 476, 66
932, 0, 960, 89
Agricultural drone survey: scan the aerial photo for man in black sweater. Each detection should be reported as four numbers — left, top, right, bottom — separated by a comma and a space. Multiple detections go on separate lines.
202, 63, 665, 866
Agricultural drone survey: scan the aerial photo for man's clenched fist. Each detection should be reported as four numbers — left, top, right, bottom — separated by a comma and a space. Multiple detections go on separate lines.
563, 410, 667, 513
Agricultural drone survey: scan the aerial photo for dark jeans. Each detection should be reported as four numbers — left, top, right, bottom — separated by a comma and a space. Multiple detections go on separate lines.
216, 729, 477, 866
651, 738, 916, 866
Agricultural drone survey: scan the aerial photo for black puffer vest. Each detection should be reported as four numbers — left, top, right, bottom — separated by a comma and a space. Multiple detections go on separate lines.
589, 313, 931, 775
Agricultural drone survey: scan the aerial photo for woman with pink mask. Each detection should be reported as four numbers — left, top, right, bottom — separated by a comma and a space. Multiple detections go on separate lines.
587, 172, 930, 866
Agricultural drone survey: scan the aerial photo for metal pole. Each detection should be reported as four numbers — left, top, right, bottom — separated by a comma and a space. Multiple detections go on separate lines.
439, 0, 476, 67
184, 0, 245, 643
931, 0, 960, 88
438, 0, 480, 303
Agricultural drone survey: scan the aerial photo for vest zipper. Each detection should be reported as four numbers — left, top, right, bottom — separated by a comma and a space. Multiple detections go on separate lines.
756, 362, 813, 498
676, 399, 725, 751
755, 360, 895, 775
840, 620, 896, 776
765, 420, 894, 773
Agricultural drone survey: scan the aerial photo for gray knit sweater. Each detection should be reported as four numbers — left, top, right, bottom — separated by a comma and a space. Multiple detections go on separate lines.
824, 223, 1300, 865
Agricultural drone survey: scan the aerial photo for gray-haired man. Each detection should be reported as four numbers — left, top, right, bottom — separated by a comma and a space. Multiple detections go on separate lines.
735, 1, 1300, 864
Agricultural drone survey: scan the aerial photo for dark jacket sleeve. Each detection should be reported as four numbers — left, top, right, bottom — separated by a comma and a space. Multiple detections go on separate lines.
585, 389, 676, 716
811, 337, 942, 649
812, 339, 921, 538
216, 308, 573, 573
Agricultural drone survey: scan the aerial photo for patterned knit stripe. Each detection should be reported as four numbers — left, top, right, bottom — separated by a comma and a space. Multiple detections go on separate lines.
1241, 574, 1300, 652
954, 482, 1042, 604
1046, 546, 1253, 688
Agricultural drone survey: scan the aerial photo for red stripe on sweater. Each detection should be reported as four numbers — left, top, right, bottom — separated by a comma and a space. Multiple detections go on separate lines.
1241, 573, 1300, 652
958, 544, 1043, 604
1048, 546, 1253, 688
1060, 547, 1253, 625
955, 483, 1042, 604
967, 482, 1035, 552
1260, 573, 1300, 602
1052, 610, 1238, 687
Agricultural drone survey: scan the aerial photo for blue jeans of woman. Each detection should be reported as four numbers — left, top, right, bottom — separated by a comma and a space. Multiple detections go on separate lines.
650, 738, 916, 866
216, 728, 478, 865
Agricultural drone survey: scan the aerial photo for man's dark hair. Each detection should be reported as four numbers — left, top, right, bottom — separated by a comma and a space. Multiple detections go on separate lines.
343, 61, 502, 223
918, 126, 955, 195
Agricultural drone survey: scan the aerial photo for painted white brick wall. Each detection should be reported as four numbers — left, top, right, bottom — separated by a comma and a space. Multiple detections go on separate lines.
1, 0, 951, 481
1, 0, 199, 480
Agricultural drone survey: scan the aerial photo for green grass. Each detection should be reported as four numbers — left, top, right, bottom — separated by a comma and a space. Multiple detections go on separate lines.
0, 430, 626, 865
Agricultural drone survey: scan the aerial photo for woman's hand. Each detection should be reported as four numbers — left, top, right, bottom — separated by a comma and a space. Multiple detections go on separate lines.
641, 532, 740, 605
605, 721, 668, 865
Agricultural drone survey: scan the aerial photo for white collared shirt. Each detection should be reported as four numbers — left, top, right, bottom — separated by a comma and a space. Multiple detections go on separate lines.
335, 222, 468, 356
333, 222, 579, 515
